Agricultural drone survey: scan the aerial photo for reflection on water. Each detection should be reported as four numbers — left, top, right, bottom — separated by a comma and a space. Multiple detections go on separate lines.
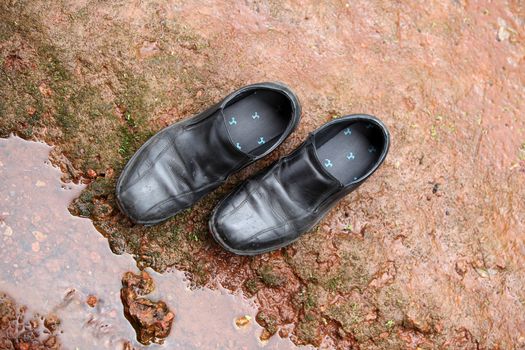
0, 135, 301, 349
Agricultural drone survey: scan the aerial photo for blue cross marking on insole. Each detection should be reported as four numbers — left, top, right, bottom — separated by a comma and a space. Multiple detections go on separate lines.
252, 112, 260, 119
258, 137, 265, 145
346, 152, 355, 160
344, 128, 352, 135
236, 143, 242, 150
229, 117, 237, 125
368, 146, 376, 153
324, 159, 333, 168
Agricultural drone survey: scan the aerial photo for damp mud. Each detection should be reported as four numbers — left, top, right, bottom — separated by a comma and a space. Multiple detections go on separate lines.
1, 0, 525, 348
0, 136, 302, 349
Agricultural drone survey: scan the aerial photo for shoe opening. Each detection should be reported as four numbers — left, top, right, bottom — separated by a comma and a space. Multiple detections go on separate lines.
223, 88, 293, 156
314, 117, 387, 185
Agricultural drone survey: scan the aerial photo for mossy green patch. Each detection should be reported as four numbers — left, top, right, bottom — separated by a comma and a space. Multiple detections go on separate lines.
296, 312, 321, 345
244, 278, 259, 295
294, 284, 319, 311
256, 311, 278, 335
257, 265, 285, 288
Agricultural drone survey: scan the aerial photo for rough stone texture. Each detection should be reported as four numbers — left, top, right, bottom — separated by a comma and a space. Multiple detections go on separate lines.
120, 271, 175, 345
1, 0, 525, 348
0, 293, 61, 350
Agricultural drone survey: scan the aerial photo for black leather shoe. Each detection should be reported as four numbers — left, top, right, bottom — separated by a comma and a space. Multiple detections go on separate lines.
116, 82, 301, 225
209, 114, 390, 255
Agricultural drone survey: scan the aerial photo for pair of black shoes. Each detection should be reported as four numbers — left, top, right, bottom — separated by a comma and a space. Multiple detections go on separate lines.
116, 83, 390, 255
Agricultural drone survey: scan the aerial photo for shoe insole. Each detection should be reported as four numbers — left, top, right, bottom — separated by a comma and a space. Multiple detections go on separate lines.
316, 122, 383, 184
223, 90, 290, 156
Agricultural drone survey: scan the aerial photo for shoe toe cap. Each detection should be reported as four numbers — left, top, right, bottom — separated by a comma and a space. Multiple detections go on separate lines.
116, 157, 178, 224
116, 174, 169, 224
210, 188, 289, 254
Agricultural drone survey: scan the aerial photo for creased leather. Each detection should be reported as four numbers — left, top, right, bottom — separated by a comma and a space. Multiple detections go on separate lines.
117, 112, 247, 222
212, 139, 342, 251
210, 114, 390, 255
116, 82, 301, 224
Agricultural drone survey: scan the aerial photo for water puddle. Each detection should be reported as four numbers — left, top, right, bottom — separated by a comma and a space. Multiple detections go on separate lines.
0, 135, 301, 349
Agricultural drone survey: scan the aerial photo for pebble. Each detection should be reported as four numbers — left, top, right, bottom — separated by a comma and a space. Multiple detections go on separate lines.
35, 180, 46, 187
86, 169, 97, 178
26, 106, 37, 116
31, 241, 40, 252
3, 225, 13, 236
86, 295, 98, 308
235, 315, 252, 328
497, 18, 510, 42
38, 82, 53, 97
259, 328, 272, 342
33, 230, 47, 242
105, 168, 114, 178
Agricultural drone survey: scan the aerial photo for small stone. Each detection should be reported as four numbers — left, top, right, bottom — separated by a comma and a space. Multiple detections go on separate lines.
26, 106, 37, 116
120, 271, 174, 345
31, 241, 40, 252
365, 312, 377, 321
474, 268, 490, 278
497, 26, 510, 41
38, 82, 53, 97
44, 336, 57, 347
86, 295, 97, 307
44, 314, 60, 332
105, 168, 115, 178
496, 258, 507, 270
235, 315, 252, 328
86, 169, 97, 178
337, 327, 346, 338
259, 328, 272, 342
455, 260, 468, 276
35, 180, 46, 187
404, 308, 432, 333
3, 225, 13, 236
137, 41, 161, 59
497, 18, 510, 42
29, 319, 39, 329
33, 230, 47, 242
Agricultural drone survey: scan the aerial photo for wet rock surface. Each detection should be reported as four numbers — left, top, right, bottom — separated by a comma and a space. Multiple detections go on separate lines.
0, 136, 299, 349
0, 293, 61, 350
1, 0, 525, 348
120, 271, 174, 345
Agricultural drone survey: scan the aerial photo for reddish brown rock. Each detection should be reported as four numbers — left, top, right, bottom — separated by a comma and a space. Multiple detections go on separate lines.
86, 295, 97, 308
26, 106, 37, 116
0, 293, 61, 350
38, 82, 52, 97
235, 315, 251, 328
120, 271, 174, 345
104, 167, 114, 179
44, 314, 60, 333
86, 169, 97, 179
